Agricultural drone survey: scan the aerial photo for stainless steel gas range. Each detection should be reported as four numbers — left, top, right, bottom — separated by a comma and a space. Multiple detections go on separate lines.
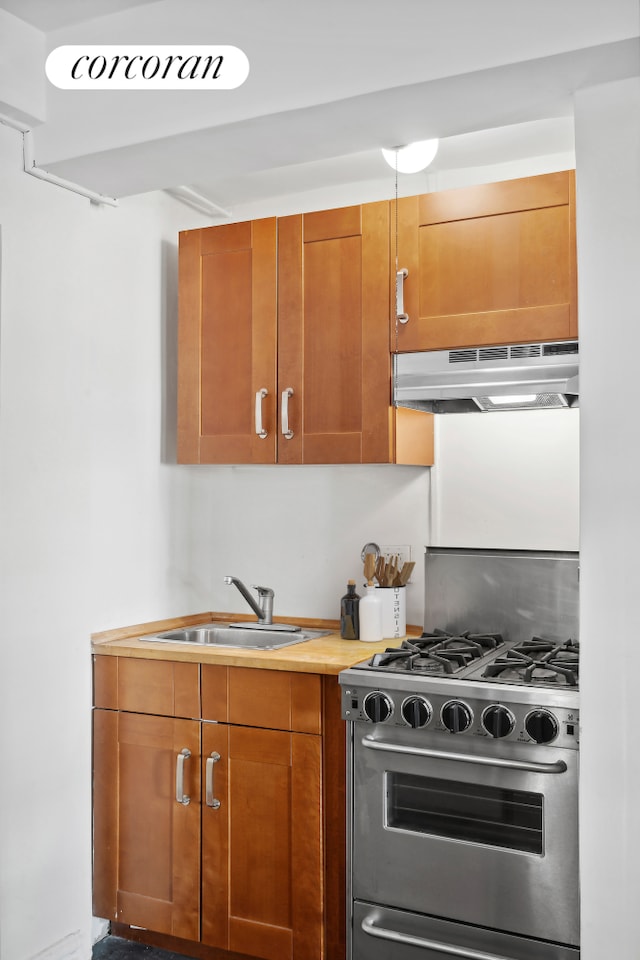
339, 547, 580, 960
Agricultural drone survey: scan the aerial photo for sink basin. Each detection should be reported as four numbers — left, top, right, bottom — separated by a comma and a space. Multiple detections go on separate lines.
140, 623, 330, 650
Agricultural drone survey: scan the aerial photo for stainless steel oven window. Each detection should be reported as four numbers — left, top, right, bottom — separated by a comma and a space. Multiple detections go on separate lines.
385, 770, 544, 854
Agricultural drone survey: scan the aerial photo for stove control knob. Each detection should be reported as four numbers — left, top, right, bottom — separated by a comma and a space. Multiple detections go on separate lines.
401, 696, 432, 729
441, 700, 473, 734
363, 691, 393, 724
482, 704, 515, 739
525, 709, 559, 744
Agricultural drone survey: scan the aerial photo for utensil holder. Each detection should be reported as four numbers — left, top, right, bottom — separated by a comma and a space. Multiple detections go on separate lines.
378, 586, 406, 639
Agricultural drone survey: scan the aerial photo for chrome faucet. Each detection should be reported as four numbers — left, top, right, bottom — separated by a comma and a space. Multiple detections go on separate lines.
224, 576, 274, 626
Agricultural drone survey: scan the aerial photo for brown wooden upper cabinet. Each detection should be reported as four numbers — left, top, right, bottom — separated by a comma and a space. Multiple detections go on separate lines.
178, 218, 278, 464
177, 204, 433, 466
392, 170, 578, 352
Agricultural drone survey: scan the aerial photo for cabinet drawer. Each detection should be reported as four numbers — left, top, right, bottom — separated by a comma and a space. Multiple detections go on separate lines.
201, 665, 322, 734
93, 656, 200, 718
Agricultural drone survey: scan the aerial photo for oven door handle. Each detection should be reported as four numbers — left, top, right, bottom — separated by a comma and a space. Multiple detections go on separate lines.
361, 736, 568, 774
362, 913, 514, 960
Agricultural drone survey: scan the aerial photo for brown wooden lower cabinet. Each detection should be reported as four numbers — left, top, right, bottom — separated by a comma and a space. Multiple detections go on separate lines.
93, 658, 344, 960
93, 709, 202, 941
201, 723, 322, 960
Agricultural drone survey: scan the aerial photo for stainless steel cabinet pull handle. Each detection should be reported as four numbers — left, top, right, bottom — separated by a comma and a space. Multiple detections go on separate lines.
205, 751, 221, 809
281, 387, 294, 440
361, 736, 567, 774
362, 913, 512, 960
255, 388, 268, 439
175, 748, 191, 805
396, 267, 409, 324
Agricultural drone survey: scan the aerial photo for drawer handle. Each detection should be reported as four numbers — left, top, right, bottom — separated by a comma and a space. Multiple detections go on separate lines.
175, 748, 191, 805
396, 267, 409, 324
206, 751, 221, 809
255, 388, 268, 439
281, 387, 294, 440
362, 914, 512, 960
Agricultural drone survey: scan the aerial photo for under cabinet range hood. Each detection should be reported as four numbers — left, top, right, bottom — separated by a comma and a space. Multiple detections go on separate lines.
394, 340, 579, 413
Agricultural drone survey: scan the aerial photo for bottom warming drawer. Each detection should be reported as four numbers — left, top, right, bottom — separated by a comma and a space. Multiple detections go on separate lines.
352, 901, 580, 960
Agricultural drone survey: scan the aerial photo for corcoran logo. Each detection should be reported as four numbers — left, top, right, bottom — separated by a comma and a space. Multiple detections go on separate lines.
45, 45, 249, 90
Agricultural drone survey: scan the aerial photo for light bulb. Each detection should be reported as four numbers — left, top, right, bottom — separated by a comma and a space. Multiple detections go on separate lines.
382, 139, 439, 174
487, 395, 538, 405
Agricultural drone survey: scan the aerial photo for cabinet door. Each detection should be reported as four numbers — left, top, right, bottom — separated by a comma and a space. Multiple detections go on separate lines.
202, 723, 323, 960
278, 202, 393, 463
93, 710, 201, 940
178, 218, 277, 463
394, 170, 578, 352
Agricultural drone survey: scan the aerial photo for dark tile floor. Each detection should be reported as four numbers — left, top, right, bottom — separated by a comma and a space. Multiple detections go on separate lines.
93, 935, 192, 960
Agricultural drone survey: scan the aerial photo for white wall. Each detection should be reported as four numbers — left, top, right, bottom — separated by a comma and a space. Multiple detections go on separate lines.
574, 76, 640, 960
0, 123, 93, 960
202, 464, 430, 628
432, 410, 580, 550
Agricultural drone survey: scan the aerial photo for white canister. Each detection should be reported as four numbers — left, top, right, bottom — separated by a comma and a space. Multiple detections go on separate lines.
378, 586, 407, 639
359, 583, 383, 642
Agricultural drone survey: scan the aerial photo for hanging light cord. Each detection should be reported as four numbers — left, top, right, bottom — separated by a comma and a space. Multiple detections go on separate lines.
393, 149, 400, 405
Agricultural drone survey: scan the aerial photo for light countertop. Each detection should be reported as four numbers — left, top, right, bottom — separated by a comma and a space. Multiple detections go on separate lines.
91, 611, 420, 676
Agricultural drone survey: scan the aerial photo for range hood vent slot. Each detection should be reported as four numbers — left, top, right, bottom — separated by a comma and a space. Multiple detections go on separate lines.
511, 344, 542, 359
449, 349, 477, 363
478, 346, 509, 361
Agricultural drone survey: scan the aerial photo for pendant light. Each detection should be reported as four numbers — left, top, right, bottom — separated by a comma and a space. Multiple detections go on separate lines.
382, 139, 439, 174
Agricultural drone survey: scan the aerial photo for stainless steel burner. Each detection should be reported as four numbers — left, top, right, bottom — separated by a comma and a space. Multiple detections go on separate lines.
358, 631, 578, 689
479, 638, 579, 687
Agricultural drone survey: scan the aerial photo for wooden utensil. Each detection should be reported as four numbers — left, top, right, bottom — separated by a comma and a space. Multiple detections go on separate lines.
384, 555, 398, 587
364, 552, 377, 584
398, 561, 415, 585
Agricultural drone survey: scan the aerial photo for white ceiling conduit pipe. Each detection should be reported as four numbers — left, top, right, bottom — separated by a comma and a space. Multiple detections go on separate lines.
0, 111, 118, 207
165, 185, 232, 219
1, 113, 231, 216
22, 130, 118, 207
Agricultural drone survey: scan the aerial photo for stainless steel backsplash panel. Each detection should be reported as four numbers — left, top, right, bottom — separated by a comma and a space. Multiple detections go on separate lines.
424, 547, 579, 643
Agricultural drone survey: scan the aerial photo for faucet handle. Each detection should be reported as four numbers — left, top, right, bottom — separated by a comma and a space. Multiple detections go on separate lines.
252, 584, 275, 598
251, 584, 274, 625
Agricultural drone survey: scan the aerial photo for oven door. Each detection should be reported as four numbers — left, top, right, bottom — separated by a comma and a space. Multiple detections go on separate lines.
351, 721, 579, 946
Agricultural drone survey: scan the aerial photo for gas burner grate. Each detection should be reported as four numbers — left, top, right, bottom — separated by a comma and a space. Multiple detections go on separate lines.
421, 629, 504, 651
369, 630, 504, 675
482, 638, 579, 686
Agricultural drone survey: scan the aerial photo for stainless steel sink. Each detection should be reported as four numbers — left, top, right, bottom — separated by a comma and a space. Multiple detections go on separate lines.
140, 623, 330, 650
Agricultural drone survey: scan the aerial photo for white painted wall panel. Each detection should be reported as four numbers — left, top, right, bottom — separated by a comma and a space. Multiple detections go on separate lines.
0, 124, 209, 960
432, 410, 579, 550
203, 464, 430, 629
574, 76, 640, 960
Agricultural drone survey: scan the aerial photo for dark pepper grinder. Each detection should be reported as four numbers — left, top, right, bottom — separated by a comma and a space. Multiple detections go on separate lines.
340, 580, 361, 639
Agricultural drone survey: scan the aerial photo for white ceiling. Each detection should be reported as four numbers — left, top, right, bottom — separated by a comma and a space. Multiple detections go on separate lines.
0, 0, 639, 212
0, 0, 158, 30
